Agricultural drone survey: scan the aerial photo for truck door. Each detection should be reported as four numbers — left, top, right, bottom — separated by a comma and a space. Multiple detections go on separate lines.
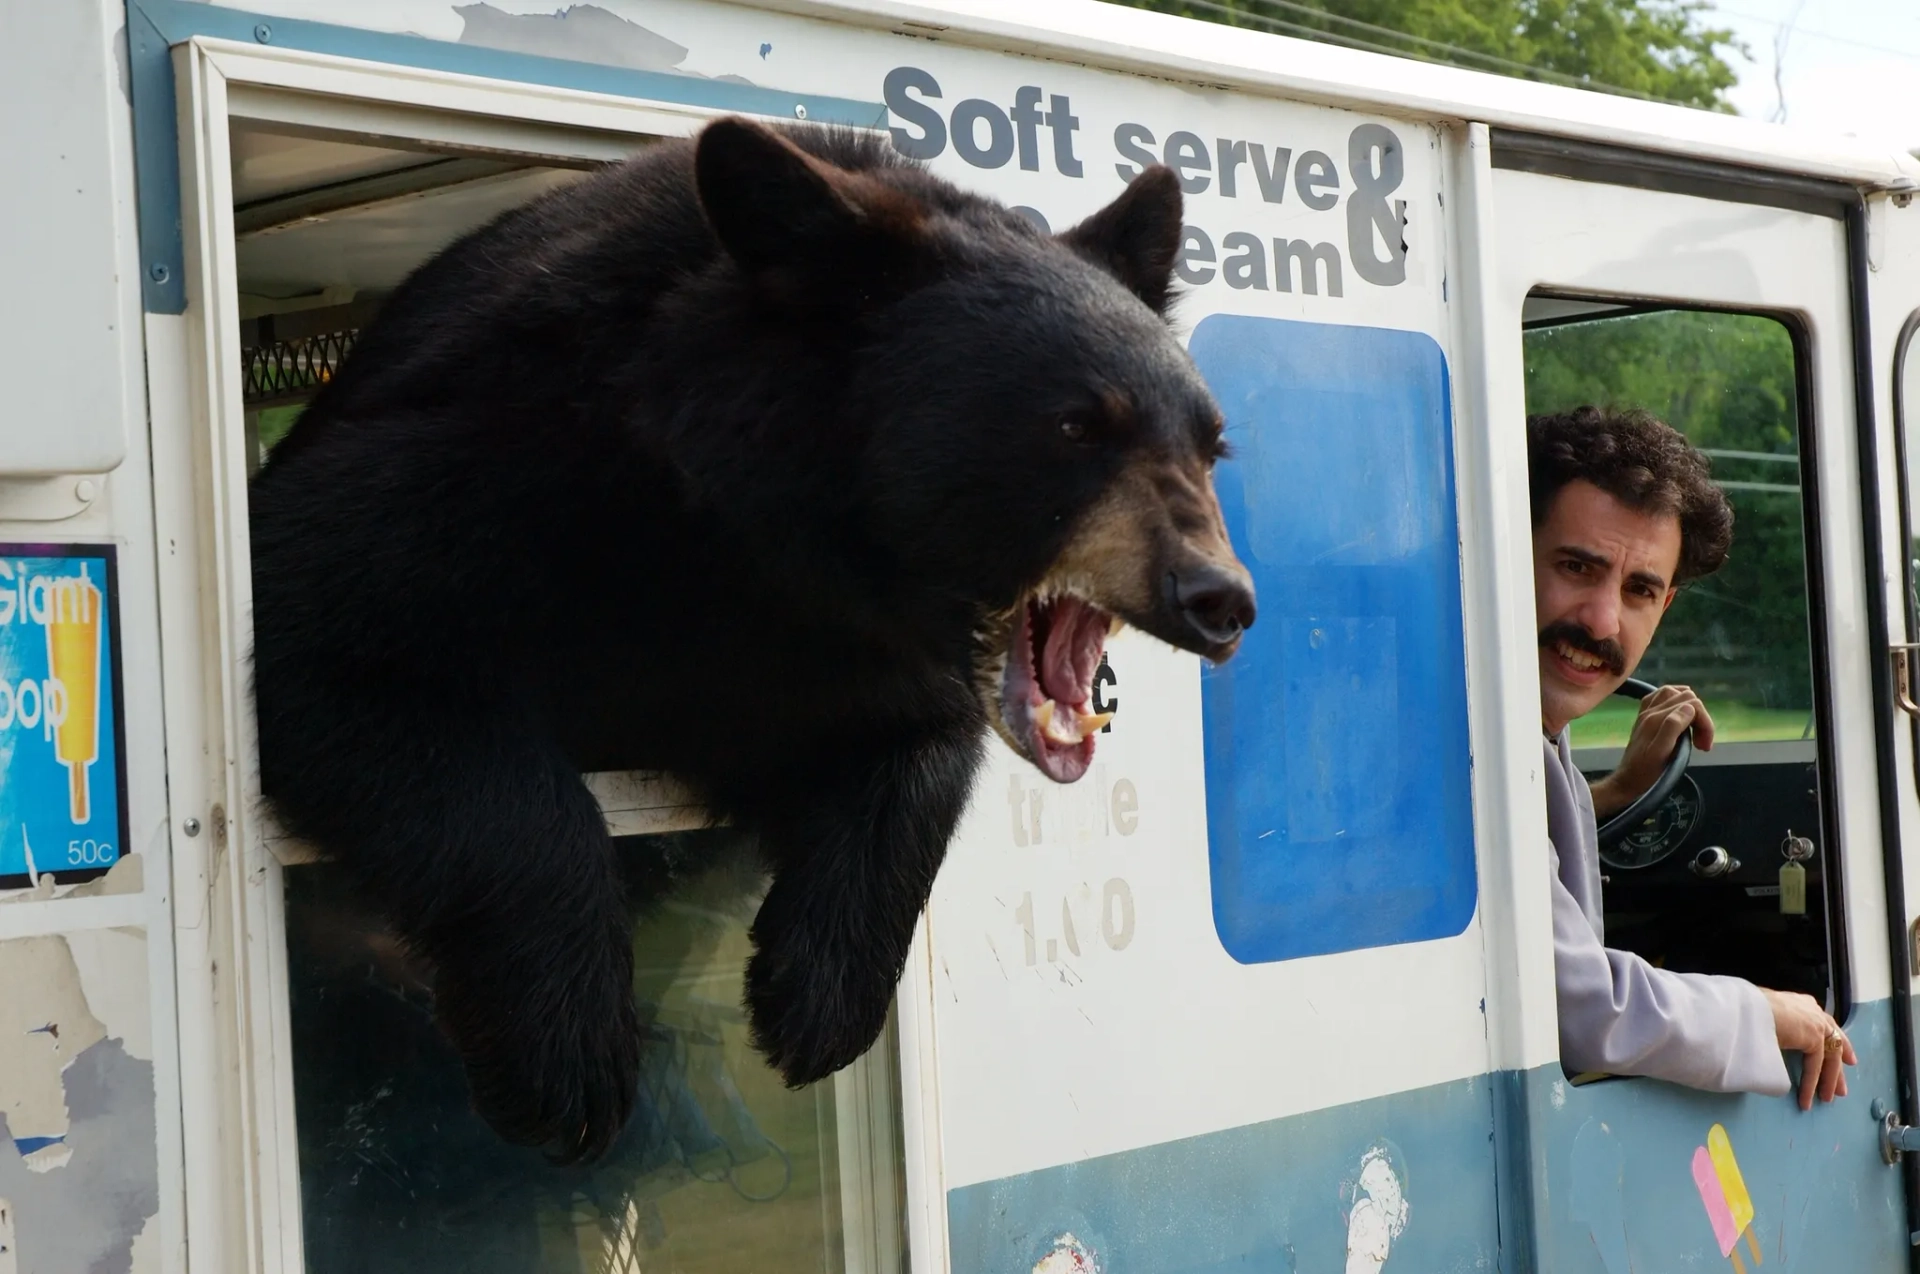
1472, 126, 1919, 1269
1875, 182, 1920, 1272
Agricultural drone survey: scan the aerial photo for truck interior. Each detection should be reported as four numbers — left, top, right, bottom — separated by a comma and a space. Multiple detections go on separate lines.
232, 119, 904, 1274
1522, 296, 1843, 1055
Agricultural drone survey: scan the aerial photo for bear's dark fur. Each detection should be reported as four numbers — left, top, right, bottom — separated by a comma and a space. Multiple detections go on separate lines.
249, 118, 1254, 1162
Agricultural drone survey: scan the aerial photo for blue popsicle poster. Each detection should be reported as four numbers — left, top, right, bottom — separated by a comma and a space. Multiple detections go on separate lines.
0, 545, 126, 888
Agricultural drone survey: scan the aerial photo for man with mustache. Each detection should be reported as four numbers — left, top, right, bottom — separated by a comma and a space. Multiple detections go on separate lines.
1533, 406, 1853, 1108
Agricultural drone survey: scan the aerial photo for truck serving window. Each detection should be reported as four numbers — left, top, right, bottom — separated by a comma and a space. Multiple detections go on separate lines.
1522, 299, 1843, 1018
237, 121, 907, 1273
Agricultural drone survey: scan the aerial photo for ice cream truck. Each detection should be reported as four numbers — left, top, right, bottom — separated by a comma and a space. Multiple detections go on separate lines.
9, 0, 1920, 1270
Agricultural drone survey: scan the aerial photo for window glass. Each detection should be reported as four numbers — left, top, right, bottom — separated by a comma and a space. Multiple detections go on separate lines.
1521, 302, 1835, 1009
1524, 310, 1812, 748
286, 827, 903, 1274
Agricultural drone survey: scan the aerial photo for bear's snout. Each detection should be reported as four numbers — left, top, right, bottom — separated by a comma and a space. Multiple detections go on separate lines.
1164, 558, 1257, 657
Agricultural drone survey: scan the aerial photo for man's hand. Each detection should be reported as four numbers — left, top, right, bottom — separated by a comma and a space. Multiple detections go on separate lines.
1589, 684, 1715, 819
1763, 988, 1854, 1109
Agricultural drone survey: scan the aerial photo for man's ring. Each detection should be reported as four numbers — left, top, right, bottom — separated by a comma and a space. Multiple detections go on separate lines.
1826, 1031, 1846, 1054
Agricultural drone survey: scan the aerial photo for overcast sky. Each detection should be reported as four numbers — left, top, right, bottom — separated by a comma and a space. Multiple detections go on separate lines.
1708, 0, 1920, 150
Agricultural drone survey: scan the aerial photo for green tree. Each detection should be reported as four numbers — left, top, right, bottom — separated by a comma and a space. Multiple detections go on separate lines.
1114, 0, 1742, 110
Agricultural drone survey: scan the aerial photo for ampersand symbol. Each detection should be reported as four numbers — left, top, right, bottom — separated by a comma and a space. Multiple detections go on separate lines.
1347, 124, 1408, 288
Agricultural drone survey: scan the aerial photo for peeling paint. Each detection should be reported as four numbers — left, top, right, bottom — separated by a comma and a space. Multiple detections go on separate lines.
128, 1214, 157, 1271
454, 3, 688, 72
1032, 1233, 1098, 1274
0, 931, 157, 1271
0, 848, 141, 902
1344, 1141, 1409, 1274
16, 1141, 68, 1176
0, 935, 107, 1157
65, 927, 152, 1062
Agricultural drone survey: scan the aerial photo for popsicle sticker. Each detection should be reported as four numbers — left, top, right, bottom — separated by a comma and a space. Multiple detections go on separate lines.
1692, 1123, 1762, 1271
43, 567, 101, 824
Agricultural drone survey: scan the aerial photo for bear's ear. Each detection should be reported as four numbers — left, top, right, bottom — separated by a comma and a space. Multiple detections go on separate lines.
1059, 166, 1184, 314
695, 117, 926, 297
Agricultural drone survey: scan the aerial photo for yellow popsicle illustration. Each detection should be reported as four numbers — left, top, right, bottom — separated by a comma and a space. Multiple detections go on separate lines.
45, 569, 102, 824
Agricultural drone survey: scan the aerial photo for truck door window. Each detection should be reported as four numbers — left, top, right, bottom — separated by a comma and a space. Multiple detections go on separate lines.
1522, 300, 1843, 1013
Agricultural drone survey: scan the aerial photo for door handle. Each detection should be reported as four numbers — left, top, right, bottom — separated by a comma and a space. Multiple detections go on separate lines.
1877, 1100, 1920, 1163
1892, 644, 1920, 717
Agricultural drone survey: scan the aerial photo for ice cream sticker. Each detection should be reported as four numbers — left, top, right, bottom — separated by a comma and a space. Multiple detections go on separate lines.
0, 547, 124, 889
1692, 1123, 1763, 1271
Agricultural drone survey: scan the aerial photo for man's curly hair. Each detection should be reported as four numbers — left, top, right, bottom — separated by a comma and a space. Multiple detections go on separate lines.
1527, 406, 1734, 585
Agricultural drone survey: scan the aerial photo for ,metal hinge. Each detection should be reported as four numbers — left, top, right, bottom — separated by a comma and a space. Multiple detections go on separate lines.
1875, 1100, 1920, 1163
1893, 644, 1920, 717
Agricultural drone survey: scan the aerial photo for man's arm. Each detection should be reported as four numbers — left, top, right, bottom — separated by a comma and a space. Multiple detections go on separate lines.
1550, 837, 1789, 1093
1589, 684, 1715, 819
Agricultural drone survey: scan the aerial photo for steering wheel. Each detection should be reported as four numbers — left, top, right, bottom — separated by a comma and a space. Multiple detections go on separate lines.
1594, 677, 1693, 849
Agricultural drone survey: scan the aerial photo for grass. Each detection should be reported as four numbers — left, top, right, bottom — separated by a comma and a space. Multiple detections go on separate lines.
1567, 698, 1814, 749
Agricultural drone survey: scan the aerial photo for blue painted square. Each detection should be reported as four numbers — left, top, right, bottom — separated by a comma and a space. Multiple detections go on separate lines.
1191, 318, 1474, 962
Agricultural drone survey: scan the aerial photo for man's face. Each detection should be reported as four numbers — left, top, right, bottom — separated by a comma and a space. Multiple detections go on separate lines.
1534, 479, 1682, 735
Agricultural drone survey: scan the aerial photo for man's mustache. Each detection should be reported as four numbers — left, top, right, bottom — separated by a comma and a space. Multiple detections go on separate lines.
1539, 621, 1626, 676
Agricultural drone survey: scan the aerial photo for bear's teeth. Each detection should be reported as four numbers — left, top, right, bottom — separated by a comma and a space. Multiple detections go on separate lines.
1035, 700, 1086, 746
1036, 700, 1112, 745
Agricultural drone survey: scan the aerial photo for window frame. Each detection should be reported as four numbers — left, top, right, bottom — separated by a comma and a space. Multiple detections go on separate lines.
1893, 308, 1920, 794
1521, 291, 1853, 1023
158, 37, 933, 1273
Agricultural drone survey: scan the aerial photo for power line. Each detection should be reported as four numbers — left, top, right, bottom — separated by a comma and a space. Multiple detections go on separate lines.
1712, 2, 1920, 60
1155, 0, 1920, 122
1218, 0, 1617, 81
1168, 0, 1686, 105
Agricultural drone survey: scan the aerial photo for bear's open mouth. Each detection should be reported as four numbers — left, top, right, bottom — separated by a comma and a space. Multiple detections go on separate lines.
999, 592, 1116, 784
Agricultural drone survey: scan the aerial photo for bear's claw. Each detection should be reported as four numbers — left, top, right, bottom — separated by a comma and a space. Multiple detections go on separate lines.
433, 929, 642, 1164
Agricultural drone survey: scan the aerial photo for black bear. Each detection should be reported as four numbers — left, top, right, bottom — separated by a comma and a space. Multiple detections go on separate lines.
249, 118, 1255, 1163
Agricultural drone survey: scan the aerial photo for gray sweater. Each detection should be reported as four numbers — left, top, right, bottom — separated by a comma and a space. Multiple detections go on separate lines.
1545, 733, 1789, 1094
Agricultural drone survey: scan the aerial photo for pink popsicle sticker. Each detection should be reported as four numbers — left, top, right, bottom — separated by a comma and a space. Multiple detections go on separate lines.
1693, 1145, 1739, 1256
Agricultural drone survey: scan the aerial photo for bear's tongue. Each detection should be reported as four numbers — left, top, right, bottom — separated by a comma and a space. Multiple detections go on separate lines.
1016, 596, 1113, 784
1038, 597, 1107, 708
